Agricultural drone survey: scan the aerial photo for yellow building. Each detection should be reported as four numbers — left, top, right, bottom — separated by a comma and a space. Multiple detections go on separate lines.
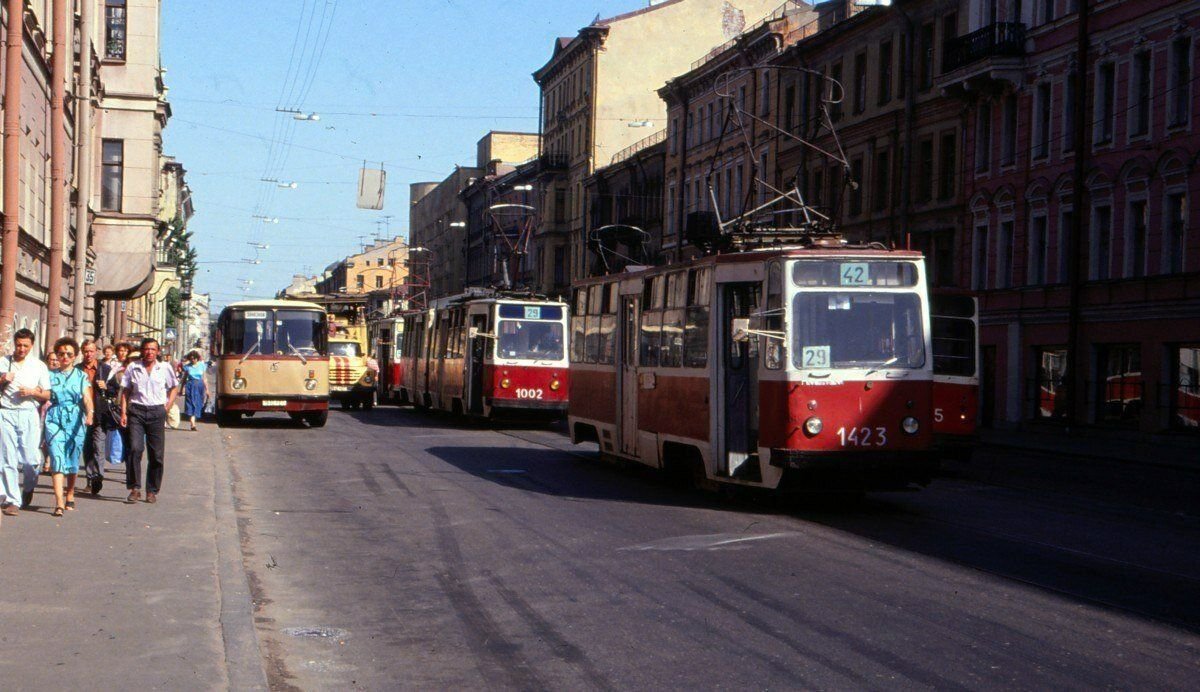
532, 0, 781, 283
316, 236, 410, 296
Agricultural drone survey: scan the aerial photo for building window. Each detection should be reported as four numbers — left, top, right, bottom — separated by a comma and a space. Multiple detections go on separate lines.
976, 101, 992, 172
918, 22, 934, 90
1091, 204, 1112, 280
1131, 51, 1152, 137
1172, 345, 1200, 429
784, 85, 796, 132
873, 149, 890, 212
1040, 0, 1055, 25
1096, 344, 1142, 425
829, 62, 843, 122
1095, 62, 1115, 144
1058, 208, 1072, 282
1033, 83, 1051, 160
849, 156, 863, 216
670, 117, 679, 154
973, 224, 989, 290
1001, 94, 1018, 166
810, 168, 824, 208
554, 188, 566, 224
998, 219, 1014, 288
878, 40, 893, 105
1165, 192, 1187, 273
937, 131, 956, 200
759, 70, 771, 116
941, 13, 958, 70
101, 139, 124, 212
1063, 72, 1077, 152
375, 275, 384, 288
105, 0, 127, 60
553, 247, 566, 287
916, 138, 934, 203
1170, 37, 1192, 128
853, 51, 867, 114
356, 275, 365, 289
1126, 199, 1147, 278
1029, 214, 1048, 285
1034, 347, 1069, 419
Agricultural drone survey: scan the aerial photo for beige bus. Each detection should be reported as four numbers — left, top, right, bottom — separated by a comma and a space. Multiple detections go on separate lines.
212, 300, 330, 427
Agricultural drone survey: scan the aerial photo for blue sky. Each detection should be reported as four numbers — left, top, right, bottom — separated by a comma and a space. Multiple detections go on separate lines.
162, 0, 650, 308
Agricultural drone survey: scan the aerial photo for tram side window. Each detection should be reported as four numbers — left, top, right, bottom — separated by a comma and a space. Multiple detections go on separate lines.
683, 267, 711, 368
599, 283, 617, 365
660, 272, 687, 367
764, 263, 785, 370
585, 285, 603, 363
932, 317, 976, 376
571, 288, 587, 363
639, 276, 663, 367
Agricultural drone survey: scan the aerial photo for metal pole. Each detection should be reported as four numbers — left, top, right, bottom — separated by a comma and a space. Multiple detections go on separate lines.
1065, 1, 1089, 425
72, 0, 93, 339
0, 0, 25, 339
46, 0, 68, 340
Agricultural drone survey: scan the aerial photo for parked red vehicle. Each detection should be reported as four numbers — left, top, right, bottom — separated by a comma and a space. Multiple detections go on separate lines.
569, 241, 938, 492
398, 289, 569, 419
930, 290, 979, 458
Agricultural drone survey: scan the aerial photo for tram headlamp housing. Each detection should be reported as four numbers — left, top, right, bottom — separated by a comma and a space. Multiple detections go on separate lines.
304, 379, 318, 391
232, 378, 247, 391
549, 379, 561, 391
500, 378, 511, 389
902, 416, 920, 434
803, 416, 823, 436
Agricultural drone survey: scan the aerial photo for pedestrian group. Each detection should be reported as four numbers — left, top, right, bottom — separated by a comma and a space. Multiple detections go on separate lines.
0, 331, 208, 523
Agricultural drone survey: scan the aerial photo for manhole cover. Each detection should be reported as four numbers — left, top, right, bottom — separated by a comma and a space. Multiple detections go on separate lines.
282, 626, 348, 639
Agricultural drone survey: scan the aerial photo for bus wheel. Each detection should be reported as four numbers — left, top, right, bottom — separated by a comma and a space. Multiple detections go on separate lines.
362, 394, 374, 410
305, 411, 328, 428
216, 411, 240, 427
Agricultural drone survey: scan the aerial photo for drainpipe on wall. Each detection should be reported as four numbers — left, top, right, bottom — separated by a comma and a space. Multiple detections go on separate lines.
46, 0, 68, 340
72, 0, 93, 339
0, 0, 24, 340
1065, 0, 1090, 426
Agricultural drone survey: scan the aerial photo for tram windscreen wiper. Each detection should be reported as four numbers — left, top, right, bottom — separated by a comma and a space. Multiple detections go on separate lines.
864, 355, 900, 377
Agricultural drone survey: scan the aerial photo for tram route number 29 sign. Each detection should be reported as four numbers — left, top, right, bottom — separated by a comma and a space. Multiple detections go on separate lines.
801, 346, 831, 368
839, 262, 870, 285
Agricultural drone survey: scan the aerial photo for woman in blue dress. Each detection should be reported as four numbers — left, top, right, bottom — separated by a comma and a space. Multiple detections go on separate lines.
182, 350, 208, 431
47, 337, 94, 517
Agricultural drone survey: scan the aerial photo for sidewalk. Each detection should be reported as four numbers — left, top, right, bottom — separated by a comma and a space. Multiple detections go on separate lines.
0, 422, 266, 690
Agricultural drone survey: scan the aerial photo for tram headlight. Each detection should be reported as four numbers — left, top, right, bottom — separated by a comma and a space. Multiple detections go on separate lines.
304, 378, 318, 391
803, 416, 823, 436
500, 378, 511, 389
549, 379, 561, 391
902, 416, 920, 434
232, 378, 247, 391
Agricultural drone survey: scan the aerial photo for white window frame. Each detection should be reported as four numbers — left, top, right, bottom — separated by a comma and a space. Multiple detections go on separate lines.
1128, 49, 1154, 142
1162, 186, 1188, 274
1123, 193, 1150, 278
1168, 34, 1193, 131
1028, 211, 1049, 286
973, 220, 990, 291
1089, 201, 1114, 280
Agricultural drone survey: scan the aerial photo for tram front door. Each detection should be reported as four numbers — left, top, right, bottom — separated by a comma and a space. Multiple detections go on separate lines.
720, 282, 760, 477
619, 295, 639, 457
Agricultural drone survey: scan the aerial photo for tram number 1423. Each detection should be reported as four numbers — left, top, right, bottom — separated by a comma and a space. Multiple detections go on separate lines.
838, 426, 889, 447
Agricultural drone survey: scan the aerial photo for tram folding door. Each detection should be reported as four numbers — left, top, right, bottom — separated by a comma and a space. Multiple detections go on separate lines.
719, 282, 761, 478
618, 296, 639, 457
467, 314, 487, 415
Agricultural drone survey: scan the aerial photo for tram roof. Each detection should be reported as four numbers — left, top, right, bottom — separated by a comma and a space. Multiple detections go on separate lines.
221, 299, 326, 312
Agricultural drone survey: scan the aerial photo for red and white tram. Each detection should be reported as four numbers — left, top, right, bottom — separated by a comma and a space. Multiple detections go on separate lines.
369, 316, 406, 404
398, 289, 569, 419
930, 291, 979, 457
569, 243, 938, 492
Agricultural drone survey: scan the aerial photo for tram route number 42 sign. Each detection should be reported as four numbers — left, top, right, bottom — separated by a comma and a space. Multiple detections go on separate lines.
839, 262, 870, 285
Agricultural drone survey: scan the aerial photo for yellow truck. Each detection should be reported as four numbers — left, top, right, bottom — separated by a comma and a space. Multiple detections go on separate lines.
328, 317, 377, 409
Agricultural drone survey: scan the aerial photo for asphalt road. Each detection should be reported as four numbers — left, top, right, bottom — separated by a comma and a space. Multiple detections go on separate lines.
220, 407, 1200, 690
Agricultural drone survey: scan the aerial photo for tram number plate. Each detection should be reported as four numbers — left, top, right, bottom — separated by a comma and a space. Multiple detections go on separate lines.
524, 306, 541, 319
515, 388, 544, 400
261, 400, 286, 407
837, 426, 888, 447
839, 263, 870, 285
801, 346, 830, 368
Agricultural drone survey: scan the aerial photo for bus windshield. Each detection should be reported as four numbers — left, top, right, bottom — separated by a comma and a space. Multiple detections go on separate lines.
329, 341, 362, 358
223, 308, 326, 357
792, 292, 925, 370
497, 320, 565, 361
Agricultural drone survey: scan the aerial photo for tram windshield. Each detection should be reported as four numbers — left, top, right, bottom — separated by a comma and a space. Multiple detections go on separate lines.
223, 308, 326, 357
792, 293, 925, 370
495, 304, 565, 361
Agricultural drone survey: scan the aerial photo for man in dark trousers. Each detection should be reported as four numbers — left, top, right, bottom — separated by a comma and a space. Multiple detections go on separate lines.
120, 338, 179, 504
78, 339, 111, 495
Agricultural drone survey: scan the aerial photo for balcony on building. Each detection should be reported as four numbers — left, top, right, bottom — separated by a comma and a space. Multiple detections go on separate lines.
938, 22, 1027, 97
539, 151, 569, 171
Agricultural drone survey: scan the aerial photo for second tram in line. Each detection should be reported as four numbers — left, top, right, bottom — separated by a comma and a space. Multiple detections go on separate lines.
398, 289, 570, 419
930, 291, 980, 457
568, 241, 939, 492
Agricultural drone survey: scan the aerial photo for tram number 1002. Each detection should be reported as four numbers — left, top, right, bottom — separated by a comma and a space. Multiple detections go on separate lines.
837, 426, 888, 447
515, 388, 545, 400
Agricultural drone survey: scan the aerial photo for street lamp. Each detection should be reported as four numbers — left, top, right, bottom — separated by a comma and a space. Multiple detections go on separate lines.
247, 242, 270, 250
449, 221, 466, 228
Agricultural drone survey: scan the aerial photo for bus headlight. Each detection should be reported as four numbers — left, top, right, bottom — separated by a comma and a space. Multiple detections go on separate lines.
902, 416, 920, 434
305, 379, 318, 391
803, 417, 823, 436
549, 379, 561, 391
500, 378, 511, 389
360, 372, 375, 386
232, 378, 247, 391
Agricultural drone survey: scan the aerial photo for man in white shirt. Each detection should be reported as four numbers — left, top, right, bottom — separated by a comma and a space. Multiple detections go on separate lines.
120, 338, 178, 504
0, 328, 52, 514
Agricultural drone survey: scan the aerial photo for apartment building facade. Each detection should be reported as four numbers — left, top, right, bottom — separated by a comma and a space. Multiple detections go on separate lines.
947, 0, 1200, 434
315, 236, 410, 296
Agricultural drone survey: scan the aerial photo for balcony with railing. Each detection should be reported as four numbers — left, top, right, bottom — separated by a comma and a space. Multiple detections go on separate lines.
611, 129, 666, 166
939, 22, 1027, 95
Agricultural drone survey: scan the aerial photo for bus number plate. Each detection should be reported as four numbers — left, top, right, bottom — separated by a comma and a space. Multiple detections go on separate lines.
837, 426, 888, 447
515, 388, 544, 400
839, 263, 870, 285
261, 400, 286, 407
